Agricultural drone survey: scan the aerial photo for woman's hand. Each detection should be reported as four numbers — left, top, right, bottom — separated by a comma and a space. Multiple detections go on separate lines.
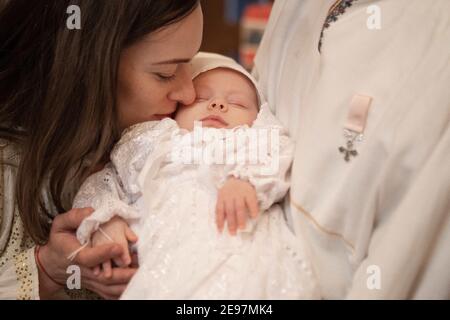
37, 207, 138, 299
216, 177, 259, 235
91, 216, 138, 278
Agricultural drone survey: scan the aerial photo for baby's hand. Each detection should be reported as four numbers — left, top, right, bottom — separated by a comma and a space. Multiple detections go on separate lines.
91, 216, 138, 278
216, 177, 259, 235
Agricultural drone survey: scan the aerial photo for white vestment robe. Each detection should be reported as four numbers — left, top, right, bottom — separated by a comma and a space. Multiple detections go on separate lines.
253, 0, 449, 299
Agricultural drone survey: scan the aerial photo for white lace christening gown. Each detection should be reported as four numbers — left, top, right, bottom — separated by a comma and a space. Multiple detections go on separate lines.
74, 104, 320, 299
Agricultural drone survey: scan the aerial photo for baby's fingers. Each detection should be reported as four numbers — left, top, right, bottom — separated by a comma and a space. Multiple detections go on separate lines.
246, 193, 259, 218
113, 228, 138, 267
112, 233, 132, 267
225, 199, 237, 236
235, 197, 247, 230
125, 226, 138, 244
216, 197, 226, 233
114, 244, 131, 267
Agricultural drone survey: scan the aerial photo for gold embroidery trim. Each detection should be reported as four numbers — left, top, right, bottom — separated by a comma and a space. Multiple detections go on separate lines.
329, 0, 344, 14
0, 143, 37, 299
0, 146, 4, 231
290, 199, 355, 253
15, 250, 34, 300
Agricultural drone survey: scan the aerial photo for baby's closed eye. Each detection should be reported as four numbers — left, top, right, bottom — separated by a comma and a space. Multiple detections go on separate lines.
227, 94, 253, 108
228, 97, 250, 109
229, 101, 248, 108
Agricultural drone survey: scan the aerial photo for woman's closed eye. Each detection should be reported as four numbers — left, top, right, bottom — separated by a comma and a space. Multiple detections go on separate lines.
155, 73, 176, 82
152, 65, 178, 83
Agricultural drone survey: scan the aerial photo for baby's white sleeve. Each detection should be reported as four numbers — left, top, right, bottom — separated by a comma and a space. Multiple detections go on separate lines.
111, 119, 179, 195
74, 119, 179, 245
73, 164, 140, 245
226, 103, 295, 212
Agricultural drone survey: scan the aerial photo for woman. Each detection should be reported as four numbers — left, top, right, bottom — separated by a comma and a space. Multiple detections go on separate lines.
0, 0, 203, 299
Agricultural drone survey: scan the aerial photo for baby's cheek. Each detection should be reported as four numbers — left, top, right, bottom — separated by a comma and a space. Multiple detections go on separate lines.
227, 110, 255, 128
175, 107, 197, 131
245, 108, 259, 126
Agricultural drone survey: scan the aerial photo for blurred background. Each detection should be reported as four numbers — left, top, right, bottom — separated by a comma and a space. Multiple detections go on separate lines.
200, 0, 274, 70
0, 0, 274, 70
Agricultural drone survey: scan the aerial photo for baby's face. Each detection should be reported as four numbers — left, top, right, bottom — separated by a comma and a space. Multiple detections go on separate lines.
175, 68, 259, 130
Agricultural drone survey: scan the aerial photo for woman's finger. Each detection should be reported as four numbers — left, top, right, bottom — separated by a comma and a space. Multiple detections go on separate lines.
75, 243, 122, 268
82, 265, 137, 286
53, 207, 94, 232
83, 278, 127, 300
99, 284, 127, 299
102, 261, 112, 278
93, 265, 101, 276
130, 252, 139, 268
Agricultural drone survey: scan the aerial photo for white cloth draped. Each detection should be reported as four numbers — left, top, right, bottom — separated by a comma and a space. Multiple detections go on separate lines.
253, 0, 450, 299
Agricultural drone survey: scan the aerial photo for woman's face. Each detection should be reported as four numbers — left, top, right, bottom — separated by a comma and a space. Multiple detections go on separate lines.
117, 5, 203, 130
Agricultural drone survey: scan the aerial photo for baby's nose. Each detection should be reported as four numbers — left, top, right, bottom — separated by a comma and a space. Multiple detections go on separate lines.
207, 99, 228, 112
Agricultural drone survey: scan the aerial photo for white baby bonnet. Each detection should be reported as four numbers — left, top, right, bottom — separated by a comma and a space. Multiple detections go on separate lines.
190, 52, 265, 106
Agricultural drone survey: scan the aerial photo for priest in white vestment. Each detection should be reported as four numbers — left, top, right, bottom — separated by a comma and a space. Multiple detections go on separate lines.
253, 0, 449, 299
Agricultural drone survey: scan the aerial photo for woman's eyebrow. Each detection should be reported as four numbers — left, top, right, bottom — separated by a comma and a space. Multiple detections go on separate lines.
153, 48, 201, 65
153, 58, 191, 65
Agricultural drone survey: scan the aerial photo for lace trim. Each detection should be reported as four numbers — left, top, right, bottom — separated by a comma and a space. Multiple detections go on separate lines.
319, 0, 358, 52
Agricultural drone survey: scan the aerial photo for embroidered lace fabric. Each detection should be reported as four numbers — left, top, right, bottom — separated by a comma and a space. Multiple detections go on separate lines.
74, 104, 320, 299
319, 0, 358, 52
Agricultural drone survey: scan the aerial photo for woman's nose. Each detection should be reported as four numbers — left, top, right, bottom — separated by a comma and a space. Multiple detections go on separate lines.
177, 82, 196, 106
207, 99, 228, 112
168, 65, 196, 105
172, 80, 196, 105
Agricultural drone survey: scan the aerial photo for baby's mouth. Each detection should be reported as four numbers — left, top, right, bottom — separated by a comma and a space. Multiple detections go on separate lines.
200, 115, 229, 128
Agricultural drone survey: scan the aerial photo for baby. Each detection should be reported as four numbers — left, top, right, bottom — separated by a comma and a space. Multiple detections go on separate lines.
73, 53, 318, 299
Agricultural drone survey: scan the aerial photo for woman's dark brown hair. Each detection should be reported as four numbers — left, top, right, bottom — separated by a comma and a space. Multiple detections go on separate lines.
0, 0, 199, 243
